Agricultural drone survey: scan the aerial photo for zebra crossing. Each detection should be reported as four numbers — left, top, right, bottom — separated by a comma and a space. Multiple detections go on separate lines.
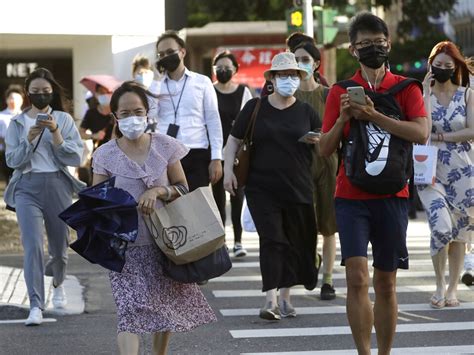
203, 217, 474, 354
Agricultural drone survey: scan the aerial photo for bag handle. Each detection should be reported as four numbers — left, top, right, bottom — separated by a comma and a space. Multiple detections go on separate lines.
242, 98, 261, 145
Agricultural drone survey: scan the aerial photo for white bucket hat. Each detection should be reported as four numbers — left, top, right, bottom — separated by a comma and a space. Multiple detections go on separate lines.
263, 52, 306, 80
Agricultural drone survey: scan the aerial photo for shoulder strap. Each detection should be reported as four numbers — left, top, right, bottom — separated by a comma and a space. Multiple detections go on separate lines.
335, 80, 361, 89
243, 98, 261, 144
385, 78, 422, 96
322, 86, 330, 103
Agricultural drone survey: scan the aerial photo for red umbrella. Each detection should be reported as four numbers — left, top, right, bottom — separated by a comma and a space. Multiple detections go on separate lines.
80, 75, 122, 93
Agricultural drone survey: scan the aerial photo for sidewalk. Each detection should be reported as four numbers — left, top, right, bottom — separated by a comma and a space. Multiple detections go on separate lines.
0, 265, 84, 316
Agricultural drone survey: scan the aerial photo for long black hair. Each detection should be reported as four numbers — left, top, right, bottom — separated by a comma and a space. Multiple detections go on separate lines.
24, 68, 68, 112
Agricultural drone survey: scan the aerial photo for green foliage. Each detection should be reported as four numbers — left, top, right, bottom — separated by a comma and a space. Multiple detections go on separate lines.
336, 48, 359, 81
187, 0, 291, 28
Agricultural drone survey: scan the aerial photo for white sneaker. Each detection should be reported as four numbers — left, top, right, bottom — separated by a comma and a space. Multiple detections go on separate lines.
25, 307, 43, 326
52, 284, 67, 308
233, 243, 247, 257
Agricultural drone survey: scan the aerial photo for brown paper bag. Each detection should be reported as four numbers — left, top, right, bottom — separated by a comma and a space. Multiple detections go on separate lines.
144, 186, 225, 265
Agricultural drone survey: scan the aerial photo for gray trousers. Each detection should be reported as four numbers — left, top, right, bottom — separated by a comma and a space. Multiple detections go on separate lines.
15, 172, 73, 309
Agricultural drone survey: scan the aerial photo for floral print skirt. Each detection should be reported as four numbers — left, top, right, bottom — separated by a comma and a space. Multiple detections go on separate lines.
109, 244, 217, 334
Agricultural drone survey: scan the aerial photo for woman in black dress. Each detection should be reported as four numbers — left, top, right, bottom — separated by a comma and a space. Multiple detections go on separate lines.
223, 52, 320, 320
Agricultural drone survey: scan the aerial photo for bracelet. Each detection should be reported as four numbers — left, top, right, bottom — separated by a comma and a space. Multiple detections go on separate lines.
49, 125, 59, 133
163, 186, 172, 201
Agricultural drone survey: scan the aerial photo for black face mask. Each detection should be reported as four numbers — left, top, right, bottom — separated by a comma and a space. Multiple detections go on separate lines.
356, 45, 389, 69
431, 66, 454, 83
216, 69, 233, 84
157, 52, 181, 73
29, 93, 53, 110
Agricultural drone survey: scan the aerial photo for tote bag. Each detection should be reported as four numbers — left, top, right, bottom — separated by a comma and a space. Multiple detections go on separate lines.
413, 144, 438, 185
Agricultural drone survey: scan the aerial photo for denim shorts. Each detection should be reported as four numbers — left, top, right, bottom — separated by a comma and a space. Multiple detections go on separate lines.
335, 197, 409, 271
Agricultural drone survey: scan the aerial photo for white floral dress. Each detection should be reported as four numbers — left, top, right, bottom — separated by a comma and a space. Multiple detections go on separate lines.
417, 87, 474, 256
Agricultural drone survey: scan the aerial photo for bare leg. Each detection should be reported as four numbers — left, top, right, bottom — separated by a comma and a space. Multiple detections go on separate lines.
345, 257, 372, 355
322, 234, 337, 282
117, 332, 139, 355
446, 242, 466, 301
431, 247, 448, 300
152, 332, 171, 355
279, 287, 291, 302
373, 268, 398, 355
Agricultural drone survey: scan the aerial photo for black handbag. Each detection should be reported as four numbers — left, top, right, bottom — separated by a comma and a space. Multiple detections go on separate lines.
158, 245, 232, 283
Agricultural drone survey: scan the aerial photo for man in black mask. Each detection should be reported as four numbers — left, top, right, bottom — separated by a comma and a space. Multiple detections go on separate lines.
319, 12, 428, 355
153, 30, 223, 193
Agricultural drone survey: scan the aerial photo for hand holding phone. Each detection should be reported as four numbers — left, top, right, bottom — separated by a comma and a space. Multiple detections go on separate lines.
347, 86, 367, 105
36, 113, 50, 125
298, 130, 321, 143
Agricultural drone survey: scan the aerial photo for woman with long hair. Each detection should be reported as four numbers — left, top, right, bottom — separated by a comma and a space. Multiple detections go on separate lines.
4, 67, 84, 325
419, 41, 474, 309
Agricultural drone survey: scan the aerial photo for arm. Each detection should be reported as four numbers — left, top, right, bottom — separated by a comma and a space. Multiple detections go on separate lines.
5, 121, 36, 170
223, 135, 241, 196
203, 78, 224, 161
92, 172, 109, 185
433, 88, 474, 143
49, 113, 84, 167
137, 160, 188, 215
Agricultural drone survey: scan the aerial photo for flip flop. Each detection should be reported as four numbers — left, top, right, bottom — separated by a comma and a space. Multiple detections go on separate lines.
445, 298, 460, 307
430, 295, 446, 309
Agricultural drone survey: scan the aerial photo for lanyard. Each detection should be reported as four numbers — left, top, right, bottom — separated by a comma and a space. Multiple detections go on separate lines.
166, 75, 188, 124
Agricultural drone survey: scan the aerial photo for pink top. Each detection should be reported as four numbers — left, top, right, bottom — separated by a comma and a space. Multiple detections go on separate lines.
92, 133, 189, 245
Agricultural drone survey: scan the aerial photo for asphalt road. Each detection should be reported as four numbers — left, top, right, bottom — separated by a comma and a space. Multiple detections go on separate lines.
0, 216, 473, 355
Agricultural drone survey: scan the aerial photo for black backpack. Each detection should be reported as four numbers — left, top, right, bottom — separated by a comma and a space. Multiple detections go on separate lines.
336, 78, 422, 195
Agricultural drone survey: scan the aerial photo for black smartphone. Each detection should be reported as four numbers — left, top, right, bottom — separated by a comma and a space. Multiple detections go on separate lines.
166, 123, 180, 138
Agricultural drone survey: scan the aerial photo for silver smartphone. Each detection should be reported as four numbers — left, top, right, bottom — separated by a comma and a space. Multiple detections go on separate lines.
298, 131, 320, 143
36, 113, 50, 124
347, 86, 367, 105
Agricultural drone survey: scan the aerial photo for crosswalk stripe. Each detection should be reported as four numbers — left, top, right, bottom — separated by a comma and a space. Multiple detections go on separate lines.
230, 259, 435, 268
237, 249, 431, 257
211, 271, 437, 283
229, 321, 474, 338
213, 284, 472, 298
219, 302, 474, 316
0, 318, 57, 325
241, 345, 474, 355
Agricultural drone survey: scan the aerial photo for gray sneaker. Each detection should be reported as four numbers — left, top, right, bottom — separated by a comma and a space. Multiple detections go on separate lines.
279, 300, 296, 318
259, 301, 281, 320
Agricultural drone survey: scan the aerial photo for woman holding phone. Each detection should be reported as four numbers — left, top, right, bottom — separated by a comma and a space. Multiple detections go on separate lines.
224, 52, 320, 320
417, 41, 473, 309
3, 68, 85, 326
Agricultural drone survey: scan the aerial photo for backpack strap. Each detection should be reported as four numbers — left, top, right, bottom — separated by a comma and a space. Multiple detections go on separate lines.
385, 78, 422, 96
335, 80, 361, 89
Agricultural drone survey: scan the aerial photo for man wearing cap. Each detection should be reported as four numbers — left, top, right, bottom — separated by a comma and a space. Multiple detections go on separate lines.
223, 52, 321, 321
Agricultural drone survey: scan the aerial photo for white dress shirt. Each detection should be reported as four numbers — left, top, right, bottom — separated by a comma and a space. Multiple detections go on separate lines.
152, 68, 223, 160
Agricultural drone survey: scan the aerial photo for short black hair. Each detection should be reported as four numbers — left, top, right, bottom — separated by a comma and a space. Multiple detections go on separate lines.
156, 30, 186, 50
348, 12, 389, 45
286, 32, 316, 52
213, 50, 239, 72
293, 42, 321, 62
110, 81, 154, 138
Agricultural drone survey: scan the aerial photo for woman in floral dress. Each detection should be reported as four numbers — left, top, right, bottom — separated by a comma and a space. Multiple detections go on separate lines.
419, 41, 473, 309
92, 81, 216, 354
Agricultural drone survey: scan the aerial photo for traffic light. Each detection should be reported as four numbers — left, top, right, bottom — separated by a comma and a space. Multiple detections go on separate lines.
286, 7, 304, 33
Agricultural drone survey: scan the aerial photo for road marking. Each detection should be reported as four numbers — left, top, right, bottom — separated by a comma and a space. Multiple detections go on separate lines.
230, 259, 435, 268
219, 302, 474, 316
238, 249, 431, 257
0, 318, 57, 325
241, 345, 474, 354
230, 321, 474, 338
213, 284, 472, 298
211, 271, 437, 283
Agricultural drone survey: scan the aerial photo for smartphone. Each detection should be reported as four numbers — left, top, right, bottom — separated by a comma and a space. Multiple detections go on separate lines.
347, 86, 367, 105
298, 131, 320, 143
36, 113, 50, 124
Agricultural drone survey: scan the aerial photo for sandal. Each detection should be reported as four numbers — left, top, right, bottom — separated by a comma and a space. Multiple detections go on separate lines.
430, 295, 446, 309
445, 298, 460, 307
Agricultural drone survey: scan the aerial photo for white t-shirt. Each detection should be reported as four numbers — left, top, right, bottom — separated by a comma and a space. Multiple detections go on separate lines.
23, 113, 59, 173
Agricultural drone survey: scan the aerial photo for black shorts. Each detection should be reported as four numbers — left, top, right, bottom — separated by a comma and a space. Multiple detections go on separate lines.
335, 197, 409, 271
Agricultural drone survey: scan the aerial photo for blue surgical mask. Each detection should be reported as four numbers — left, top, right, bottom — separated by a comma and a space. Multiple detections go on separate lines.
275, 77, 300, 97
298, 62, 314, 81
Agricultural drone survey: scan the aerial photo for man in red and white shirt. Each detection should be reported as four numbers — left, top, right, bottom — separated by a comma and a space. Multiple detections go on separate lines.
320, 12, 428, 355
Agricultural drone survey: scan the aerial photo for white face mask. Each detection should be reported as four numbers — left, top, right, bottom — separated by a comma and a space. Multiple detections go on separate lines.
97, 94, 111, 106
275, 77, 300, 97
134, 71, 154, 88
117, 115, 148, 140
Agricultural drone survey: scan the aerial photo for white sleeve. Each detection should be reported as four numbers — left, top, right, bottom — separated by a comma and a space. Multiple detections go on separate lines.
240, 86, 254, 110
202, 77, 223, 160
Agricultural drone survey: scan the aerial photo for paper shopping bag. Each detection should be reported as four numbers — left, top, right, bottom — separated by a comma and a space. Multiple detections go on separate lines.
145, 186, 225, 265
413, 145, 438, 185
